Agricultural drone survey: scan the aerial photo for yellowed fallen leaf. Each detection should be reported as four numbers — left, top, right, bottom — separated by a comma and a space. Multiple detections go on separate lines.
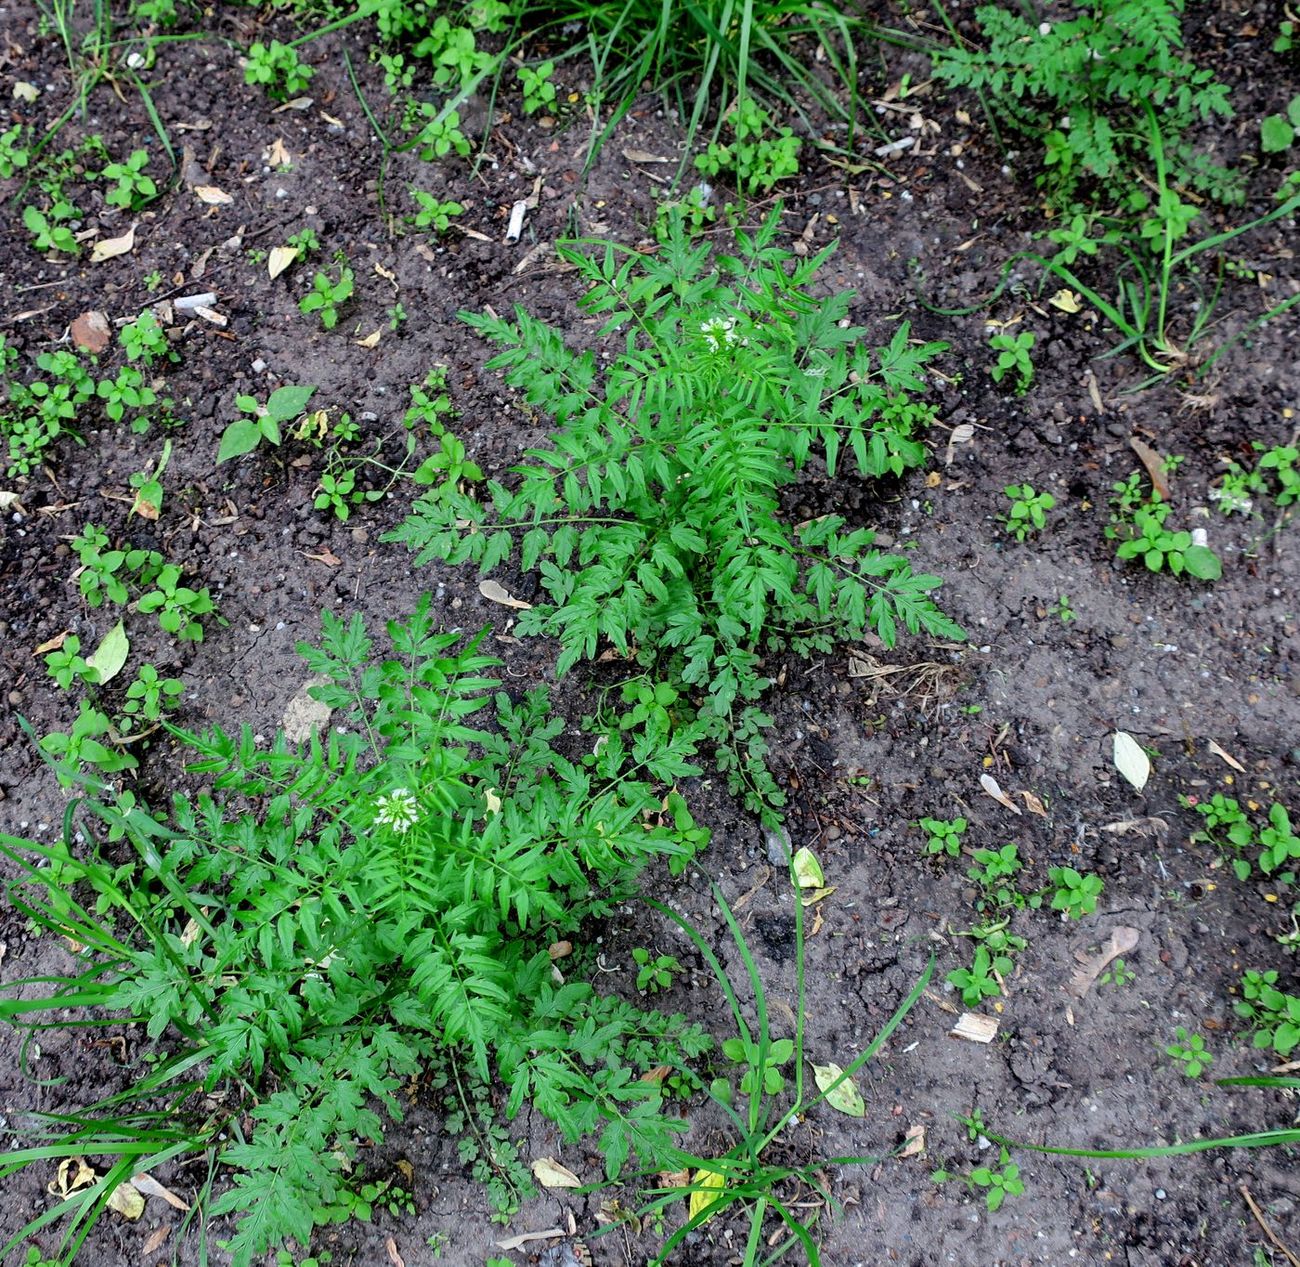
687, 1167, 727, 1223
1020, 789, 1047, 816
107, 1181, 145, 1219
266, 137, 292, 166
1048, 288, 1082, 313
132, 1172, 190, 1210
900, 1123, 926, 1157
1112, 731, 1151, 792
479, 579, 531, 610
375, 262, 398, 289
50, 1157, 96, 1196
385, 1236, 405, 1267
13, 81, 39, 103
355, 328, 383, 348
268, 245, 298, 279
800, 884, 836, 907
304, 549, 343, 567
622, 147, 673, 163
91, 225, 135, 263
194, 184, 232, 205
812, 1062, 865, 1116
34, 630, 69, 656
142, 1225, 170, 1254
494, 1228, 564, 1251
531, 1157, 582, 1189
791, 845, 824, 889
485, 788, 502, 815
1207, 740, 1245, 772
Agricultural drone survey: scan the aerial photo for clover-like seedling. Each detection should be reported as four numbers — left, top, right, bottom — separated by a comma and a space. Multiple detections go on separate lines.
1046, 865, 1103, 919
1166, 1027, 1212, 1077
1002, 482, 1055, 541
299, 265, 354, 330
919, 815, 967, 858
101, 149, 156, 210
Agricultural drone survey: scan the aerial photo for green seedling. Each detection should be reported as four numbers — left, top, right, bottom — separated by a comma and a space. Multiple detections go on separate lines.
100, 148, 156, 210
919, 815, 967, 858
988, 330, 1035, 393
120, 309, 175, 366
120, 662, 184, 729
39, 700, 138, 785
409, 190, 464, 234
1257, 443, 1300, 506
1098, 956, 1134, 987
1258, 802, 1300, 876
695, 97, 801, 193
245, 40, 313, 99
404, 367, 456, 433
1261, 96, 1300, 153
287, 227, 320, 260
299, 265, 354, 329
1055, 595, 1075, 622
388, 303, 407, 330
0, 124, 30, 178
1236, 971, 1300, 1056
136, 563, 217, 642
71, 524, 163, 607
44, 635, 100, 690
410, 103, 472, 159
632, 948, 684, 994
1001, 482, 1054, 540
721, 1036, 794, 1097
23, 202, 79, 253
1166, 1027, 1212, 1077
969, 1148, 1025, 1212
218, 384, 317, 463
1046, 866, 1103, 919
128, 440, 171, 520
967, 844, 1036, 913
947, 944, 1011, 1008
98, 365, 157, 429
1113, 500, 1222, 580
518, 60, 557, 115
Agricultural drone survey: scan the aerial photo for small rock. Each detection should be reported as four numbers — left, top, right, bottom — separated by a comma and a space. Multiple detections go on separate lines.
765, 826, 791, 867
70, 310, 111, 355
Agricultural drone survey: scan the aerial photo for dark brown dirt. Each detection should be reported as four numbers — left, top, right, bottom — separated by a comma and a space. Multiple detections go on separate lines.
2, 1, 1299, 1265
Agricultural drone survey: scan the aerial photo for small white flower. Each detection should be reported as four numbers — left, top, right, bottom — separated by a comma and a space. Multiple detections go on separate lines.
1038, 20, 1051, 35
700, 315, 739, 349
374, 787, 420, 834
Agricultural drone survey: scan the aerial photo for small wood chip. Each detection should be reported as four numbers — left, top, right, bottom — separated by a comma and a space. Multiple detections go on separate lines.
951, 1012, 999, 1043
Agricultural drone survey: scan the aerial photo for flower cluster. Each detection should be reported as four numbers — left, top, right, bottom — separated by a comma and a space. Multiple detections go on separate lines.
374, 787, 420, 834
700, 315, 744, 350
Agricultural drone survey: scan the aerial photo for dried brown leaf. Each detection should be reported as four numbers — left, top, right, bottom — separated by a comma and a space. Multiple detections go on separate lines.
90, 226, 135, 263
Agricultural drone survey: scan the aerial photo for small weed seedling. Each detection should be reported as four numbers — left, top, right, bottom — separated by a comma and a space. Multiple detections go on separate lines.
988, 330, 1035, 393
933, 1146, 1025, 1212
968, 844, 1037, 914
1166, 1027, 1212, 1077
136, 564, 217, 642
518, 60, 557, 116
631, 948, 684, 994
120, 663, 184, 731
98, 365, 157, 430
24, 202, 79, 254
408, 190, 464, 235
695, 97, 801, 194
245, 40, 314, 99
720, 1036, 794, 1097
287, 227, 320, 260
1055, 595, 1075, 622
300, 264, 354, 329
1098, 957, 1135, 987
218, 385, 317, 463
1236, 971, 1300, 1057
1259, 802, 1300, 878
1261, 95, 1300, 153
919, 815, 967, 858
44, 636, 100, 690
947, 944, 1011, 1008
120, 310, 175, 366
0, 124, 29, 178
100, 149, 156, 210
1047, 866, 1103, 919
1002, 483, 1054, 541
